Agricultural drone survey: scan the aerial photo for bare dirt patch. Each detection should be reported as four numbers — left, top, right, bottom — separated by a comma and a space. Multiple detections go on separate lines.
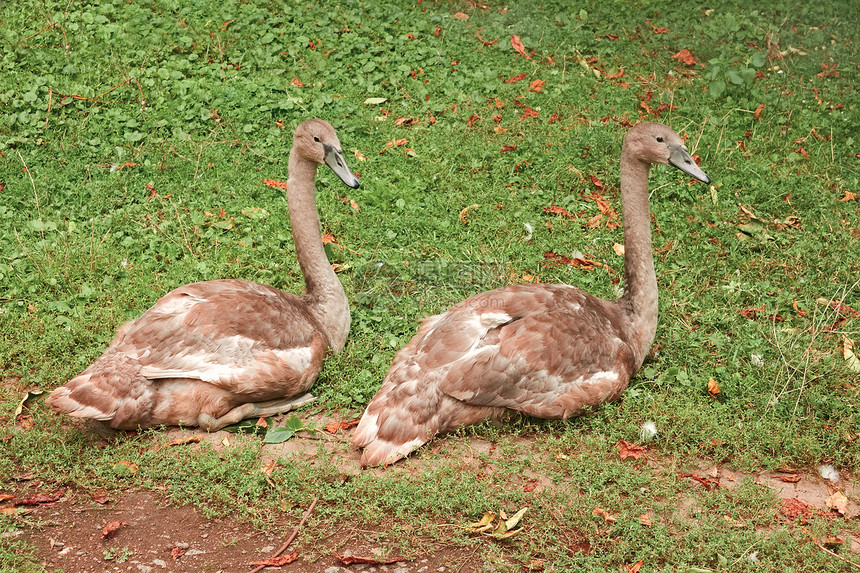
6, 421, 859, 571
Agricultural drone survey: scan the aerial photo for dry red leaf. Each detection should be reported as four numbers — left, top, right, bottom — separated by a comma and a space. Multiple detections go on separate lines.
290, 77, 304, 88
453, 11, 468, 20
334, 552, 402, 565
736, 140, 747, 152
528, 79, 545, 92
616, 440, 647, 460
500, 144, 517, 154
523, 478, 540, 493
250, 552, 299, 566
839, 190, 857, 202
792, 300, 808, 318
434, 26, 441, 37
739, 307, 764, 320
16, 414, 34, 430
166, 436, 201, 447
778, 474, 802, 483
504, 73, 526, 83
467, 114, 480, 127
680, 472, 718, 491
171, 546, 187, 561
591, 507, 617, 523
90, 488, 110, 505
324, 418, 361, 433
15, 490, 65, 506
628, 561, 644, 573
476, 29, 497, 46
146, 183, 158, 201
754, 104, 765, 119
672, 49, 698, 66
652, 26, 670, 34
543, 252, 603, 271
101, 520, 128, 539
707, 377, 721, 397
394, 117, 418, 126
780, 498, 830, 522
543, 205, 576, 218
602, 34, 619, 41
262, 178, 288, 190
321, 233, 340, 246
588, 174, 604, 191
795, 146, 808, 159
520, 107, 539, 120
548, 112, 561, 124
510, 35, 531, 59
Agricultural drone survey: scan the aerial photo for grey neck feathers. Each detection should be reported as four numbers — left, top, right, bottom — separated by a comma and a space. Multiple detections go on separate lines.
286, 148, 350, 352
618, 149, 658, 369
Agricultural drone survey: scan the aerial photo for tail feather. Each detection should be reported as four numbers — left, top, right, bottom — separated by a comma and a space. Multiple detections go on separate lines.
46, 375, 117, 422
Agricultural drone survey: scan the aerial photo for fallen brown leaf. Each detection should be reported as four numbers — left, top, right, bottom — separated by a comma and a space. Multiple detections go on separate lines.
504, 73, 526, 83
15, 490, 65, 506
672, 49, 698, 65
171, 546, 187, 561
628, 561, 644, 573
510, 35, 531, 59
90, 488, 110, 505
324, 418, 361, 433
101, 520, 128, 539
680, 472, 719, 491
616, 440, 647, 460
250, 552, 299, 566
166, 436, 201, 447
262, 178, 288, 190
825, 491, 849, 516
528, 79, 545, 92
591, 507, 617, 523
778, 474, 802, 483
639, 514, 652, 527
839, 190, 857, 202
476, 29, 497, 46
543, 205, 576, 218
707, 377, 721, 397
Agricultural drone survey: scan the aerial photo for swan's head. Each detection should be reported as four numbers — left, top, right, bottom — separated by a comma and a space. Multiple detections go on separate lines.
294, 118, 361, 189
626, 122, 710, 184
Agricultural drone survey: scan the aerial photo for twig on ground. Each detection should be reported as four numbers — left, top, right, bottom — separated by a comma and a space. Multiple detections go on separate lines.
248, 496, 318, 573
815, 541, 860, 570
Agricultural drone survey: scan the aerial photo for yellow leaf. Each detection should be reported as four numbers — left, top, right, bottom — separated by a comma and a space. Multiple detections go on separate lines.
843, 337, 860, 373
503, 507, 528, 531
707, 377, 721, 396
826, 491, 849, 516
592, 507, 616, 523
613, 243, 625, 257
466, 512, 495, 533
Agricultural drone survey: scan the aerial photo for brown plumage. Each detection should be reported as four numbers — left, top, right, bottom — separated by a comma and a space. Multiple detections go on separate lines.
352, 122, 710, 466
46, 119, 360, 431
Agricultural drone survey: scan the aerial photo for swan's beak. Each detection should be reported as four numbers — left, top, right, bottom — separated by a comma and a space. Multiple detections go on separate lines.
323, 145, 361, 189
668, 145, 710, 184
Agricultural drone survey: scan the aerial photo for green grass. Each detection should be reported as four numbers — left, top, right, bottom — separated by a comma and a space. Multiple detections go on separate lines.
2, 0, 859, 571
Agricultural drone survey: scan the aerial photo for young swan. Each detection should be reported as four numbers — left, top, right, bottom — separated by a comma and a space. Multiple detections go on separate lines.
352, 122, 710, 466
47, 119, 360, 431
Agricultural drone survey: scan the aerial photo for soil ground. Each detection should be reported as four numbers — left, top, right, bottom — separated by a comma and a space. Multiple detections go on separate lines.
4, 422, 858, 573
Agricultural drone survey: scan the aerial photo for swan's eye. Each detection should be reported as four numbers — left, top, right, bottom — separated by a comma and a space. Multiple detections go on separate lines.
656, 136, 664, 143
313, 136, 320, 142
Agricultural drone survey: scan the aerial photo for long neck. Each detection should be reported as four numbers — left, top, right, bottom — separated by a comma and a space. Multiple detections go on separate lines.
286, 149, 350, 352
618, 150, 658, 368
